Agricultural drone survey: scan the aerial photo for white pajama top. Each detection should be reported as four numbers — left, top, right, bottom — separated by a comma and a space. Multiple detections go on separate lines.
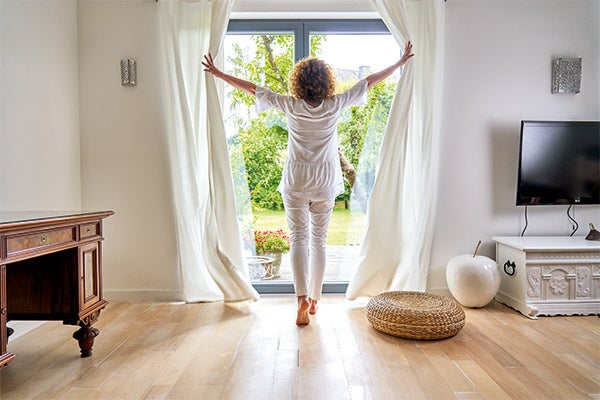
255, 79, 368, 199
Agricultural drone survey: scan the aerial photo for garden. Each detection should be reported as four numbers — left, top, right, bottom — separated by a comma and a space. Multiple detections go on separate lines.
252, 202, 366, 247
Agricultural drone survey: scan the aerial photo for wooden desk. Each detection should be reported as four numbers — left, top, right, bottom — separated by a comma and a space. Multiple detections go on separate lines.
0, 211, 113, 367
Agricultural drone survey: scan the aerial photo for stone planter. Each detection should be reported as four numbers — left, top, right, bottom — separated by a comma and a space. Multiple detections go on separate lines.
263, 252, 282, 279
247, 256, 274, 280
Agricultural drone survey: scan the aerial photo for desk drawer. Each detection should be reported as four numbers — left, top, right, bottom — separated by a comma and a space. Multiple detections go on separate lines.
79, 223, 100, 239
6, 227, 76, 256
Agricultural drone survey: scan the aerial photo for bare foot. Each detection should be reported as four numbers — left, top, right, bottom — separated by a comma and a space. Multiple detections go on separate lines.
308, 298, 318, 315
296, 296, 310, 325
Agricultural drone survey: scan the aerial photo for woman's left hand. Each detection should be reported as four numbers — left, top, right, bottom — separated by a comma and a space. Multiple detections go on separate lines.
202, 53, 223, 78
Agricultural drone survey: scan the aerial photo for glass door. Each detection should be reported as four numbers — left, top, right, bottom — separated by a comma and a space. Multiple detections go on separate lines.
309, 32, 400, 286
223, 32, 296, 292
223, 21, 401, 293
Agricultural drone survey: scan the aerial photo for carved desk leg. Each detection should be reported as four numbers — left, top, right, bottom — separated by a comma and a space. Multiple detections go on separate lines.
73, 309, 102, 358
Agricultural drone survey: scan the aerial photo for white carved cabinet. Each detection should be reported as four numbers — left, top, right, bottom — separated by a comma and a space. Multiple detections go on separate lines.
493, 236, 600, 319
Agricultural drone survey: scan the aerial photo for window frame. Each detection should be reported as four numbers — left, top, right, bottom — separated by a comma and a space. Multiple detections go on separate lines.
225, 19, 393, 294
227, 19, 392, 62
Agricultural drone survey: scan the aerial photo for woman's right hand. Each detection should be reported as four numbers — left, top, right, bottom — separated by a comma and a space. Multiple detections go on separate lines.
397, 41, 414, 67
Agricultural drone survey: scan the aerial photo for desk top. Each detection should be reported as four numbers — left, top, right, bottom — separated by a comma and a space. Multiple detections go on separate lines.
0, 211, 114, 231
493, 236, 600, 251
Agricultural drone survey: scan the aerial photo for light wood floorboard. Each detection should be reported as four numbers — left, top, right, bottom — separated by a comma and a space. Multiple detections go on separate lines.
0, 296, 598, 399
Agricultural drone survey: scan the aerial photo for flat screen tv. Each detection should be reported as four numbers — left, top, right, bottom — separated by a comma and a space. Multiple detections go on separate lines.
516, 120, 600, 206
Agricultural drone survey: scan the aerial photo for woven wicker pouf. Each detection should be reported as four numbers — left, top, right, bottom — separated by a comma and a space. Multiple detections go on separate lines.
366, 291, 465, 340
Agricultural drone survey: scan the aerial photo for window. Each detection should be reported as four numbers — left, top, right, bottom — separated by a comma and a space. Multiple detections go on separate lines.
223, 20, 400, 293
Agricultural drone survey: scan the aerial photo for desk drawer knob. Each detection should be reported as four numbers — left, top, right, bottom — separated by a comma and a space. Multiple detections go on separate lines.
40, 236, 47, 243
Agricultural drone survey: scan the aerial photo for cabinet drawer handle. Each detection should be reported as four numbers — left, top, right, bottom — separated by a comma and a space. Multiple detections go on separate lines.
503, 260, 516, 276
40, 236, 47, 243
0, 308, 6, 315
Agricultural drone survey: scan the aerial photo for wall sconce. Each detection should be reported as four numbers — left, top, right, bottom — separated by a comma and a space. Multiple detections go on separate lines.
551, 57, 581, 94
120, 58, 137, 86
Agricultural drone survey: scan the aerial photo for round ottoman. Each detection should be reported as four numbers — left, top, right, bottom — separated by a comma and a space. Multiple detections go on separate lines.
366, 291, 465, 340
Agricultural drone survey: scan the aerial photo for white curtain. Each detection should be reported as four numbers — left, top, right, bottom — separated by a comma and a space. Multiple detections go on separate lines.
159, 0, 259, 302
346, 0, 445, 299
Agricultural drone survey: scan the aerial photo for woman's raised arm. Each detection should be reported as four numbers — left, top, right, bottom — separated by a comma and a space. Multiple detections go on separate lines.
365, 41, 414, 89
202, 53, 257, 95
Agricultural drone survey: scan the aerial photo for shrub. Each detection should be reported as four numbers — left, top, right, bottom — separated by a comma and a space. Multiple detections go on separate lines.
254, 229, 290, 254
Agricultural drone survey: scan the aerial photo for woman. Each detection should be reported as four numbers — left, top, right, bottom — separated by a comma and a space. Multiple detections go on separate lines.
203, 42, 413, 325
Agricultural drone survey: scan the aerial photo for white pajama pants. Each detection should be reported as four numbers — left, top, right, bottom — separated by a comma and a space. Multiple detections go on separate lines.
282, 192, 335, 301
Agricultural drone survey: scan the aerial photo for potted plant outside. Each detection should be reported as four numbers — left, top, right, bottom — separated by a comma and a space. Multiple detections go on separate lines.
254, 229, 290, 277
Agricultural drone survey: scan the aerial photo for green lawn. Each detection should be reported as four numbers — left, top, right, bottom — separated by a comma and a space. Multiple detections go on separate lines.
252, 202, 366, 246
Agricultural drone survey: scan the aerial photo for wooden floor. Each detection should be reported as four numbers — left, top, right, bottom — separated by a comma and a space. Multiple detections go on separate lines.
0, 296, 598, 400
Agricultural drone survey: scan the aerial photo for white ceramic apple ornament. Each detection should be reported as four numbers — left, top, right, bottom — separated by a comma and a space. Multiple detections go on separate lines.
446, 240, 501, 308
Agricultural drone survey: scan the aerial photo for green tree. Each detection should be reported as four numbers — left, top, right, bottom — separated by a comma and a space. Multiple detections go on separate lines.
226, 35, 296, 210
337, 80, 396, 208
239, 112, 288, 210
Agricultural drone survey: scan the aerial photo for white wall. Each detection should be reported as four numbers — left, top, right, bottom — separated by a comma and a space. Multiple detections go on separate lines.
77, 1, 179, 301
430, 0, 600, 292
1, 0, 598, 300
0, 0, 81, 210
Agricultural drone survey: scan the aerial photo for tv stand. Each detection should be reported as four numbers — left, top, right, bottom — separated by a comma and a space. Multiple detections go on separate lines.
493, 236, 600, 318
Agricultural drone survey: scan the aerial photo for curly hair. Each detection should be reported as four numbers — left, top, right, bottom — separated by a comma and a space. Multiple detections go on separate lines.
288, 57, 336, 103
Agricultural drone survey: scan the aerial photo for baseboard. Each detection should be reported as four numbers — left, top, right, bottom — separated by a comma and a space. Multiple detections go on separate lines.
428, 287, 453, 298
104, 289, 183, 302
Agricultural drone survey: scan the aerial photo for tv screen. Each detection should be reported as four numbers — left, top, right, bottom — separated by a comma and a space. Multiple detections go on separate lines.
516, 120, 600, 206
